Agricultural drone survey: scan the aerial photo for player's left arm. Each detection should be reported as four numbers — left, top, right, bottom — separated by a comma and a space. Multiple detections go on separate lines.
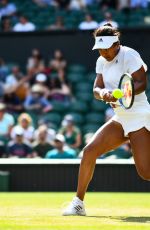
132, 66, 147, 95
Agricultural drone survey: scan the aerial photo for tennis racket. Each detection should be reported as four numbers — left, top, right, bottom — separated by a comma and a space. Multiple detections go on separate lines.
111, 73, 135, 109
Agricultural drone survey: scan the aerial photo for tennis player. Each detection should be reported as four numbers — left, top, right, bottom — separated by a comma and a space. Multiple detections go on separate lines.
62, 24, 150, 216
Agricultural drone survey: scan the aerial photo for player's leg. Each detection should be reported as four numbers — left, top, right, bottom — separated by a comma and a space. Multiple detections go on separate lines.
76, 119, 128, 201
129, 127, 150, 180
62, 120, 128, 216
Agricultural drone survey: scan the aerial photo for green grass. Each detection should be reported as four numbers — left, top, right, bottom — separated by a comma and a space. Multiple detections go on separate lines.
0, 192, 149, 230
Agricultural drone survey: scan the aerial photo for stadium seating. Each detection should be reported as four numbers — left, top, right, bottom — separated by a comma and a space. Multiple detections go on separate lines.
27, 112, 39, 128
40, 112, 62, 126
68, 112, 84, 126
75, 92, 93, 103
8, 0, 150, 30
67, 73, 85, 84
85, 112, 105, 125
68, 64, 87, 74
69, 100, 89, 114
91, 99, 108, 112
51, 101, 68, 114
74, 82, 93, 93
82, 123, 100, 134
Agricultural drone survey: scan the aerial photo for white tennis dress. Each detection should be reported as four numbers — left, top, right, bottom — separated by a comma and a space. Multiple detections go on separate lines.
96, 45, 150, 136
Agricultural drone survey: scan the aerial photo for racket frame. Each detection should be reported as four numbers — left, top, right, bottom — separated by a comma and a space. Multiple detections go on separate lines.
118, 73, 134, 109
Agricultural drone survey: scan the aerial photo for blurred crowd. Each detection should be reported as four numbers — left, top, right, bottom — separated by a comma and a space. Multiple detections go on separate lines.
0, 47, 132, 159
32, 0, 149, 11
0, 0, 150, 32
0, 48, 83, 158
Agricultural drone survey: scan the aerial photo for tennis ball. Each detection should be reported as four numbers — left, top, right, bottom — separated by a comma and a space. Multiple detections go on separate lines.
112, 89, 124, 99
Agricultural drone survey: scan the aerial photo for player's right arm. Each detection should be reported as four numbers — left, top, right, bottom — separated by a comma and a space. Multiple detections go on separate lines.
93, 74, 116, 102
93, 73, 104, 100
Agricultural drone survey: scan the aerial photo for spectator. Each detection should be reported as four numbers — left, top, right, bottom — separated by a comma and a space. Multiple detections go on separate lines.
99, 12, 119, 29
130, 0, 148, 8
0, 83, 5, 100
45, 133, 76, 158
35, 73, 47, 84
85, 0, 96, 5
117, 0, 130, 11
0, 102, 14, 140
34, 73, 49, 97
4, 92, 23, 114
24, 84, 53, 114
0, 0, 17, 19
35, 72, 48, 85
69, 0, 86, 10
7, 126, 33, 158
99, 0, 118, 10
54, 0, 70, 9
49, 50, 67, 81
11, 113, 35, 143
13, 15, 36, 32
32, 124, 54, 158
4, 65, 29, 101
59, 114, 82, 150
32, 0, 56, 7
46, 16, 66, 31
34, 123, 56, 142
5, 65, 23, 87
0, 140, 7, 158
0, 58, 9, 82
48, 74, 71, 104
1, 17, 12, 32
27, 48, 45, 76
78, 14, 98, 30
0, 58, 7, 97
49, 49, 67, 72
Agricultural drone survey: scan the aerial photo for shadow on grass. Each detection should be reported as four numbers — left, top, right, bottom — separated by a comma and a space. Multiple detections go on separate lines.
121, 217, 150, 223
88, 216, 150, 223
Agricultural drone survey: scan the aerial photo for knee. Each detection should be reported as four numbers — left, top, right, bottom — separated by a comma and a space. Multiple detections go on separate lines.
82, 144, 99, 161
137, 167, 150, 181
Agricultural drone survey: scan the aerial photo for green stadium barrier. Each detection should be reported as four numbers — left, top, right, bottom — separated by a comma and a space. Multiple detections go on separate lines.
0, 171, 10, 191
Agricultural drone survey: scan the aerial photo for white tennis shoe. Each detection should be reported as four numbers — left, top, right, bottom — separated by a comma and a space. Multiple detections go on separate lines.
62, 197, 86, 216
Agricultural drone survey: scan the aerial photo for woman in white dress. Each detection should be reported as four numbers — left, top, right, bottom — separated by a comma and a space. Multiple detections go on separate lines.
63, 24, 150, 216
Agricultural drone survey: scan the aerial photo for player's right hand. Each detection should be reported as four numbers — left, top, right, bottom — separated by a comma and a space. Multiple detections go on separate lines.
102, 92, 117, 103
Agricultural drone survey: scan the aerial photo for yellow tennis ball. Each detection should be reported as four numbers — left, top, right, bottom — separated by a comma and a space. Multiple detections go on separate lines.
112, 89, 124, 99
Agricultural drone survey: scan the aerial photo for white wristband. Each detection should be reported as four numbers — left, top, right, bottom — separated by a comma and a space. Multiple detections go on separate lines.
99, 88, 109, 99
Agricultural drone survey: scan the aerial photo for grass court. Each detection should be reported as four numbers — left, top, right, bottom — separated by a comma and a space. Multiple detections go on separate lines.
0, 192, 149, 230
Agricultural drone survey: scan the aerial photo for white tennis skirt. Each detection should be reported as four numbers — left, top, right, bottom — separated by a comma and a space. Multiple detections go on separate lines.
111, 100, 150, 136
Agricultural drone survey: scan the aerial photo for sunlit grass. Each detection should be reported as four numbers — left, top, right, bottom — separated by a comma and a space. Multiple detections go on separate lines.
0, 192, 149, 230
